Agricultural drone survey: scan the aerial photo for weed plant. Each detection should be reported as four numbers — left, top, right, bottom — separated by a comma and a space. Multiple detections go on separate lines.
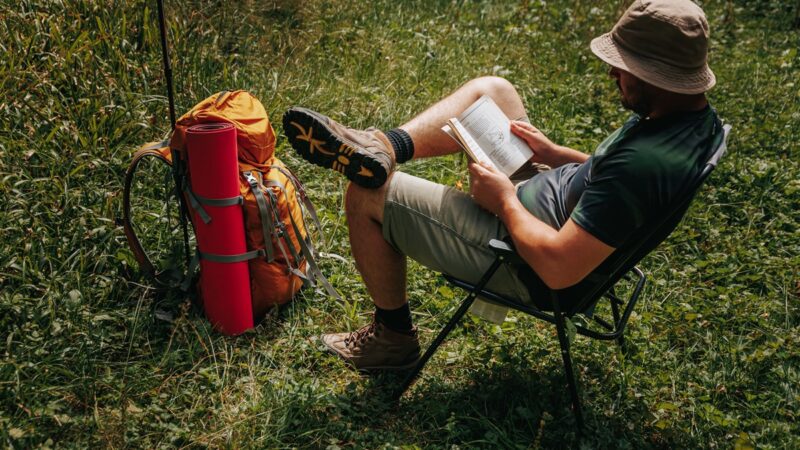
1, 0, 798, 448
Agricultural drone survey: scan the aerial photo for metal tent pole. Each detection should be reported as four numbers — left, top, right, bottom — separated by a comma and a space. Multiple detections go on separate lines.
155, 0, 191, 278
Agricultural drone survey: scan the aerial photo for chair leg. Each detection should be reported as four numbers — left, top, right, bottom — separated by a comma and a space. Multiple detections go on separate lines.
393, 292, 479, 400
395, 258, 505, 400
552, 298, 585, 430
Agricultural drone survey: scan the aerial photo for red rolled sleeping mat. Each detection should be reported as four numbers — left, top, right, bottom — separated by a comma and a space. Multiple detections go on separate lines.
186, 123, 253, 335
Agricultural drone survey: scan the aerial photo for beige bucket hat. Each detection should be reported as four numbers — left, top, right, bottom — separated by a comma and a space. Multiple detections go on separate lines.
590, 0, 716, 95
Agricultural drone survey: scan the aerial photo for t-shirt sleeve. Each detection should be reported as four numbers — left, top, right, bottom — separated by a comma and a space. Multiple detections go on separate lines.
570, 147, 650, 248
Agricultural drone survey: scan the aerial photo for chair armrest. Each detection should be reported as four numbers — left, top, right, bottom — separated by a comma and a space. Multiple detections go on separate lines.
488, 239, 525, 264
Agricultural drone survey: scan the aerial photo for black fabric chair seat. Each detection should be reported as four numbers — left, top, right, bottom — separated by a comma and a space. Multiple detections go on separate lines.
443, 259, 645, 342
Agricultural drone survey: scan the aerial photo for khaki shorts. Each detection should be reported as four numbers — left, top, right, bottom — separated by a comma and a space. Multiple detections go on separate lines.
382, 171, 533, 304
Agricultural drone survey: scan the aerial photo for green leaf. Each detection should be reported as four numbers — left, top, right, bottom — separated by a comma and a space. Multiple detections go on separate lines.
565, 317, 577, 344
734, 432, 755, 450
655, 401, 679, 411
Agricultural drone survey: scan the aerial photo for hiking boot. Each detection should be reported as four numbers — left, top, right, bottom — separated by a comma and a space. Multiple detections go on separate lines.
283, 107, 395, 189
321, 320, 421, 371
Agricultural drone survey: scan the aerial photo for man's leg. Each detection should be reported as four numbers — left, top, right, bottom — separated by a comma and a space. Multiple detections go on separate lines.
300, 77, 532, 371
339, 76, 528, 323
283, 76, 528, 188
397, 76, 529, 159
318, 174, 421, 372
345, 178, 406, 312
321, 172, 534, 371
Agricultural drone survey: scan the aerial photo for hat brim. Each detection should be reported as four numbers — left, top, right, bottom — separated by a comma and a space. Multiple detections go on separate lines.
590, 33, 716, 95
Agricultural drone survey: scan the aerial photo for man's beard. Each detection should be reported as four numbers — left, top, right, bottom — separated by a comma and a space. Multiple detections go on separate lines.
618, 81, 652, 117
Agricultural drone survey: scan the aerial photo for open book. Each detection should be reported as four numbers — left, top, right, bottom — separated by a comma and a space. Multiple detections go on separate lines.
442, 95, 533, 178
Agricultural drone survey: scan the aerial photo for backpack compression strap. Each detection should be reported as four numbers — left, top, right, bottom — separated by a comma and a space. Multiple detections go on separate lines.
262, 178, 343, 301
245, 171, 312, 285
121, 140, 175, 285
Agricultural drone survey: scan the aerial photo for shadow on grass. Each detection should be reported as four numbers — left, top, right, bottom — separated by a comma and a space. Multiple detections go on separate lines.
298, 355, 674, 449
126, 288, 684, 448
132, 287, 669, 448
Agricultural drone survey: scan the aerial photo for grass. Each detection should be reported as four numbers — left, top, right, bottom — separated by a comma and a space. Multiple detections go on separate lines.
1, 0, 799, 448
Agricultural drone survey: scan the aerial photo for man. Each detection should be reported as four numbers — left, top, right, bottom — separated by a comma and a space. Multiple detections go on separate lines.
283, 0, 720, 370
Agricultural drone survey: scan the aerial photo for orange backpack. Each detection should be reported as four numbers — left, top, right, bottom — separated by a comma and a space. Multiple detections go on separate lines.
122, 90, 339, 322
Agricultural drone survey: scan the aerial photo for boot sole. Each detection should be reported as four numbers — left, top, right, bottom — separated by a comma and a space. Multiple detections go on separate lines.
282, 107, 388, 189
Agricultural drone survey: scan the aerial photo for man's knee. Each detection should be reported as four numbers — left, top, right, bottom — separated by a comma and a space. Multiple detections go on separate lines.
468, 76, 519, 100
345, 180, 388, 221
465, 76, 525, 118
344, 182, 366, 216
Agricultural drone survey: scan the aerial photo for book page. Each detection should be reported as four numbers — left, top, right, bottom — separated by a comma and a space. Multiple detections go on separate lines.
458, 95, 533, 176
444, 120, 498, 171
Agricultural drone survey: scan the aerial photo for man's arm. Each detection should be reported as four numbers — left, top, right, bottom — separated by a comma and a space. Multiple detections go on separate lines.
511, 121, 589, 167
469, 162, 613, 289
499, 202, 613, 289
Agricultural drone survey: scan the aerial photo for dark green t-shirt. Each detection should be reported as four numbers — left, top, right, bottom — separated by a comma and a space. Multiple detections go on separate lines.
516, 106, 720, 247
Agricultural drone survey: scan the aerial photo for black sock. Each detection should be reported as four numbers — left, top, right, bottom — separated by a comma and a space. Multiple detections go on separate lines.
384, 128, 415, 163
375, 303, 414, 333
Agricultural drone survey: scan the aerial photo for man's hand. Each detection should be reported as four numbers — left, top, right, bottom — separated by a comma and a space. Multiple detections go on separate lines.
468, 162, 517, 216
511, 121, 558, 163
511, 121, 589, 167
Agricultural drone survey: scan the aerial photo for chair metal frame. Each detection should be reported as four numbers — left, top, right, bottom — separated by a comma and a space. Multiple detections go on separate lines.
394, 123, 731, 430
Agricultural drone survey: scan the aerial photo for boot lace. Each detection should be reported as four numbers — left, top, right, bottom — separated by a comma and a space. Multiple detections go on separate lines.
344, 322, 378, 346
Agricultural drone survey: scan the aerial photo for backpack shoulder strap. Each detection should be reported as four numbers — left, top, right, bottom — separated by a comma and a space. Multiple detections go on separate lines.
121, 140, 173, 283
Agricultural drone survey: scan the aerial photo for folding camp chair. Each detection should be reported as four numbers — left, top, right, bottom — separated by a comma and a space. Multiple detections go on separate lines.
394, 122, 731, 429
